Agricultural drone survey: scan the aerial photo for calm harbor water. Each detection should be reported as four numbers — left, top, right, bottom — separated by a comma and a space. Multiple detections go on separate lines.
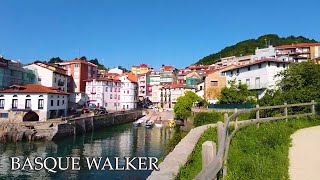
0, 123, 174, 180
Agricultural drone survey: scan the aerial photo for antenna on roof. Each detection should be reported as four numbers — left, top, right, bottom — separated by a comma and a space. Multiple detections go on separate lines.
78, 48, 80, 58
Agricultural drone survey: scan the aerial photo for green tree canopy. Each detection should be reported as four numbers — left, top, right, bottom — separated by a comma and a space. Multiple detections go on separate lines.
48, 57, 63, 63
218, 80, 256, 104
259, 62, 320, 106
174, 91, 206, 120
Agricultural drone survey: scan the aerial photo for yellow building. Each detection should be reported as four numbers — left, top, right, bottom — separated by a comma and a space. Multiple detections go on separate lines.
205, 65, 236, 102
131, 64, 152, 75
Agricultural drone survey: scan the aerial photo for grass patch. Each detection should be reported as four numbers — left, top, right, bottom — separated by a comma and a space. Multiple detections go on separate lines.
176, 116, 320, 180
176, 127, 217, 180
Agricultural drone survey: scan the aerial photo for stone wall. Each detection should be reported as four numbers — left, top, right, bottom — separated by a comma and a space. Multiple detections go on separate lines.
52, 110, 142, 140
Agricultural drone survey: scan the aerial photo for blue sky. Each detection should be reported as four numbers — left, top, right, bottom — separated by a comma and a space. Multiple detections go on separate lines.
1, 0, 319, 70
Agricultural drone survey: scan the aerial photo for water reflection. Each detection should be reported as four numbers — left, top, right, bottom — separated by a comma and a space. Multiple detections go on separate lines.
0, 123, 173, 180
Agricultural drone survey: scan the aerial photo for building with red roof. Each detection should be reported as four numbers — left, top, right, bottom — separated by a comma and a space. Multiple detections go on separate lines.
159, 83, 195, 109
55, 59, 97, 105
0, 84, 69, 122
276, 43, 320, 62
24, 61, 70, 92
131, 64, 153, 75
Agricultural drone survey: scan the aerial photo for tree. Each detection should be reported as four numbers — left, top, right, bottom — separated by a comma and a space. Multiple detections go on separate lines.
48, 57, 63, 63
80, 56, 87, 61
260, 62, 320, 106
174, 91, 206, 120
218, 80, 255, 104
205, 87, 221, 100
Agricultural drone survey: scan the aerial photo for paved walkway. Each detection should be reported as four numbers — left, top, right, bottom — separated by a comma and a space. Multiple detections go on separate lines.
289, 125, 320, 180
147, 124, 217, 180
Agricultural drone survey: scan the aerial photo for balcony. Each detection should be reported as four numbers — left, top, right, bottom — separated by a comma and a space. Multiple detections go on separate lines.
58, 80, 65, 86
10, 104, 33, 111
247, 82, 269, 90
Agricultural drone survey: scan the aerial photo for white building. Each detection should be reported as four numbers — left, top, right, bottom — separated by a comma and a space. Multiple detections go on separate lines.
151, 85, 162, 106
85, 78, 121, 112
138, 73, 147, 100
0, 84, 69, 122
108, 67, 123, 74
118, 74, 138, 110
196, 81, 205, 99
221, 59, 291, 99
24, 61, 69, 92
253, 45, 276, 61
160, 84, 195, 109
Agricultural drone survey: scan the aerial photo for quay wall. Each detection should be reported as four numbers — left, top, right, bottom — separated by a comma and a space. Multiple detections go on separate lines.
53, 110, 143, 140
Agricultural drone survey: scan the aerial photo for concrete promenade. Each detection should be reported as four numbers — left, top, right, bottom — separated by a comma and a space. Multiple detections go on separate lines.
289, 125, 320, 180
147, 123, 217, 180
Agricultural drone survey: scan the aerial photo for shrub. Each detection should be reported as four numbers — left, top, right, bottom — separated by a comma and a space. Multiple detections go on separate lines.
193, 112, 223, 127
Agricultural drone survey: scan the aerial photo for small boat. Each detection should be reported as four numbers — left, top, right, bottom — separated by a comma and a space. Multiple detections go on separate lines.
145, 120, 154, 128
133, 116, 147, 127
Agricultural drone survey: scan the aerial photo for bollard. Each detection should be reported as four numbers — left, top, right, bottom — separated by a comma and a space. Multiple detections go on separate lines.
202, 141, 216, 169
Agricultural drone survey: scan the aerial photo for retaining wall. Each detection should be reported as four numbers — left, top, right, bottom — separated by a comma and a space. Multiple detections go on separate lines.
53, 110, 143, 140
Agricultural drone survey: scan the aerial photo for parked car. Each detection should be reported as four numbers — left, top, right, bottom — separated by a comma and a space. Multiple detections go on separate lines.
94, 107, 108, 115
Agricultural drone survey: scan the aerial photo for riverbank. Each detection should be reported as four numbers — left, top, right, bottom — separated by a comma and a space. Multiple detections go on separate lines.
0, 110, 143, 143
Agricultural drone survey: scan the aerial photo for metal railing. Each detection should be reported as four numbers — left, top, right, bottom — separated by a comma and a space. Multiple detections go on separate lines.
195, 100, 317, 180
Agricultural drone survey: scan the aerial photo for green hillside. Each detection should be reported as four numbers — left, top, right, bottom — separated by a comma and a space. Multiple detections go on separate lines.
196, 34, 318, 65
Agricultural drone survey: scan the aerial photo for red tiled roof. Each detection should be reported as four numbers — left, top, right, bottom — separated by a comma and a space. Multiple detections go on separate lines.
56, 59, 97, 66
29, 61, 68, 76
276, 43, 320, 49
221, 59, 293, 72
115, 72, 138, 83
0, 84, 70, 95
161, 65, 175, 71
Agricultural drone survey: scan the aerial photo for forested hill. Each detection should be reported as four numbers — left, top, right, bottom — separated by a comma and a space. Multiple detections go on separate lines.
196, 34, 318, 65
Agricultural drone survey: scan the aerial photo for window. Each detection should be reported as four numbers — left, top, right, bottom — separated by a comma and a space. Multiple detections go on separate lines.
105, 103, 108, 107
12, 99, 18, 109
25, 99, 31, 109
110, 88, 112, 92
0, 113, 8, 118
105, 87, 108, 92
55, 78, 57, 83
230, 71, 233, 75
62, 100, 65, 105
268, 62, 271, 66
127, 90, 129, 94
114, 103, 116, 106
38, 99, 44, 109
51, 100, 54, 106
246, 79, 250, 88
211, 81, 218, 87
255, 77, 260, 89
118, 88, 120, 92
258, 64, 262, 69
118, 103, 120, 106
0, 99, 4, 109
283, 64, 286, 68
57, 100, 60, 106
200, 86, 203, 90
118, 95, 120, 100
114, 94, 117, 99
110, 94, 112, 99
236, 69, 239, 74
127, 105, 129, 109
277, 63, 280, 67
74, 64, 80, 68
248, 66, 251, 71
115, 88, 117, 92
